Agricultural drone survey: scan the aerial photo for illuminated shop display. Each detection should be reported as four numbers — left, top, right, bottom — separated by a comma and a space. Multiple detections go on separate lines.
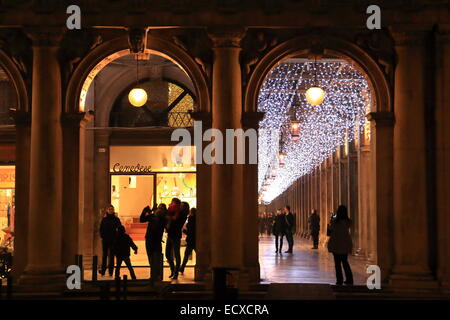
258, 59, 371, 203
109, 146, 196, 220
0, 166, 14, 252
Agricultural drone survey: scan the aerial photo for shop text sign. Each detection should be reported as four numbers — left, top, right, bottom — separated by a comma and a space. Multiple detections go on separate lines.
0, 167, 15, 188
112, 163, 152, 173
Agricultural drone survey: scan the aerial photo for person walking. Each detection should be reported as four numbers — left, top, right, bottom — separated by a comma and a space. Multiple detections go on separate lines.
273, 209, 287, 253
166, 199, 189, 280
327, 205, 354, 285
179, 207, 196, 274
140, 203, 167, 282
113, 225, 138, 280
99, 205, 122, 276
308, 209, 320, 249
284, 205, 295, 253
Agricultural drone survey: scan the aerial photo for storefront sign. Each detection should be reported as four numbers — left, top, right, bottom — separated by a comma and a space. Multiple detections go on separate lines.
112, 162, 152, 173
0, 166, 15, 188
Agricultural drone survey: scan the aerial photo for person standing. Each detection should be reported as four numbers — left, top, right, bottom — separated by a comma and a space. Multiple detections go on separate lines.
166, 199, 189, 280
180, 207, 196, 274
99, 205, 122, 276
114, 225, 138, 280
284, 205, 295, 253
308, 209, 320, 249
327, 205, 354, 285
273, 209, 287, 253
140, 203, 167, 282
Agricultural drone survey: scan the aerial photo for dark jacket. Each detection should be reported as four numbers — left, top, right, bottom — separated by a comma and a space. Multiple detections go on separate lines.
140, 206, 166, 244
184, 215, 196, 248
308, 213, 320, 234
114, 233, 137, 258
273, 213, 288, 236
100, 214, 122, 242
327, 219, 353, 254
285, 212, 295, 232
167, 208, 189, 239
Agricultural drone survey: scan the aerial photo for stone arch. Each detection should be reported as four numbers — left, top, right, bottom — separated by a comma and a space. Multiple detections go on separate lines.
246, 34, 395, 280
244, 35, 392, 114
65, 34, 210, 115
0, 49, 29, 112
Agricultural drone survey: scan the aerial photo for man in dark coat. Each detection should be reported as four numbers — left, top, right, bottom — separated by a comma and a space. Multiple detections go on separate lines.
180, 207, 196, 274
99, 205, 122, 276
273, 209, 288, 253
284, 205, 295, 253
114, 225, 138, 280
166, 199, 189, 280
308, 209, 321, 249
140, 203, 167, 281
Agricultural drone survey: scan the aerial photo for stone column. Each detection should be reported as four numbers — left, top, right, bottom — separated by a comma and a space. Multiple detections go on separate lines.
389, 29, 437, 290
208, 28, 247, 282
435, 26, 450, 292
10, 110, 31, 279
242, 111, 264, 284
93, 130, 111, 258
332, 153, 340, 211
358, 128, 372, 261
61, 112, 92, 268
367, 112, 394, 282
19, 29, 65, 287
319, 162, 327, 245
347, 140, 360, 254
191, 112, 213, 282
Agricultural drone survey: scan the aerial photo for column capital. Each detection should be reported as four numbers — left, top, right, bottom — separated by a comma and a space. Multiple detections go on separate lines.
25, 26, 64, 47
366, 111, 395, 127
61, 111, 94, 128
9, 108, 31, 126
242, 111, 265, 130
389, 27, 429, 46
190, 110, 212, 128
208, 26, 247, 48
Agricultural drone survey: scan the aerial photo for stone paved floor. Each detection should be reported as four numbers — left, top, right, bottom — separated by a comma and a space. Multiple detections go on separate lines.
259, 234, 368, 285
85, 235, 368, 285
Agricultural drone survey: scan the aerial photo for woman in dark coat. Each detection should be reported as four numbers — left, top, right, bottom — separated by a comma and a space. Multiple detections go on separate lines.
327, 205, 354, 285
179, 207, 196, 274
273, 209, 288, 253
166, 200, 189, 280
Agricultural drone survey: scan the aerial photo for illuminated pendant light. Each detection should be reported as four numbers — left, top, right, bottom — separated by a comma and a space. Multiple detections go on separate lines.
278, 152, 286, 168
305, 57, 325, 106
128, 54, 148, 107
290, 120, 300, 142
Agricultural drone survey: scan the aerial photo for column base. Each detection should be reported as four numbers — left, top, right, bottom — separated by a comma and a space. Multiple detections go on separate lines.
17, 266, 66, 292
389, 272, 439, 293
438, 276, 450, 294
